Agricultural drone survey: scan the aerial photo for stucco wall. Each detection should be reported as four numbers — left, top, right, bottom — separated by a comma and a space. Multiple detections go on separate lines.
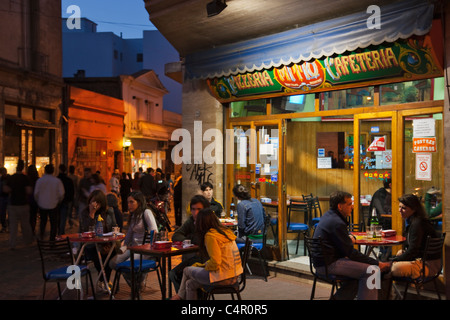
180, 78, 225, 219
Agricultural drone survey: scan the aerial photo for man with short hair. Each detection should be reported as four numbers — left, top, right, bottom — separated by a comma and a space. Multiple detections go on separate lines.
169, 195, 210, 292
312, 191, 391, 300
34, 164, 65, 241
200, 182, 223, 218
139, 167, 156, 202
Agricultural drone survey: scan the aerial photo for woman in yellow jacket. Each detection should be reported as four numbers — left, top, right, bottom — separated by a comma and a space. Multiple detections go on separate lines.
171, 208, 243, 300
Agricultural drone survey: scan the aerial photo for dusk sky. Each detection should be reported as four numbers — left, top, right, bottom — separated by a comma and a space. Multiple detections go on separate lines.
61, 0, 156, 39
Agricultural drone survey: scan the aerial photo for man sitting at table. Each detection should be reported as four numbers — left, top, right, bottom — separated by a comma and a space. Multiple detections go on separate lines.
232, 184, 265, 243
200, 182, 223, 218
169, 195, 210, 293
369, 178, 392, 229
313, 191, 391, 300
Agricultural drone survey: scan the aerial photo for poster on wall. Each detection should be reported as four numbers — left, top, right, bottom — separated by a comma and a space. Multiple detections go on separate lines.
415, 153, 432, 181
413, 118, 435, 137
317, 157, 332, 169
382, 150, 392, 169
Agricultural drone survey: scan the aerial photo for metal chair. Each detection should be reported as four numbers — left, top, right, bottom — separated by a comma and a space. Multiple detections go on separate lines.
203, 237, 252, 300
37, 238, 96, 300
110, 230, 162, 299
387, 233, 446, 300
305, 196, 322, 228
287, 201, 309, 257
236, 214, 271, 281
304, 236, 353, 300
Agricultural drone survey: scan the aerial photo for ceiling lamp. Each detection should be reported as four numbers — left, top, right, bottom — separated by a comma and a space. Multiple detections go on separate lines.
207, 0, 227, 17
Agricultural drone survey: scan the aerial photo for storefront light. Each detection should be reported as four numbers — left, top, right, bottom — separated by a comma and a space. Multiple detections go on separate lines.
124, 139, 132, 148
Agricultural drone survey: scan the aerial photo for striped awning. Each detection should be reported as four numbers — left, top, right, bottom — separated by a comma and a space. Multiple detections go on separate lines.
185, 0, 434, 79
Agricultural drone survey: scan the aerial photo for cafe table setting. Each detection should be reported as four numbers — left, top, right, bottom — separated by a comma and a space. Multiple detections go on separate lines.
57, 229, 125, 296
350, 228, 405, 259
128, 238, 199, 300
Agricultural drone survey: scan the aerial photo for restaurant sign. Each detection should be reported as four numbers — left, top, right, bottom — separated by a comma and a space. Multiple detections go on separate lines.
207, 36, 442, 102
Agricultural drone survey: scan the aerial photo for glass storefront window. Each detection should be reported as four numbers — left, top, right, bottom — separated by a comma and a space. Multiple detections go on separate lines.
403, 114, 443, 214
271, 94, 315, 114
230, 99, 266, 117
380, 79, 432, 105
320, 86, 374, 110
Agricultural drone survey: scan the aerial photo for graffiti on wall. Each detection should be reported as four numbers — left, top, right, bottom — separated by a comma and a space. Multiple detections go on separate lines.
186, 163, 213, 186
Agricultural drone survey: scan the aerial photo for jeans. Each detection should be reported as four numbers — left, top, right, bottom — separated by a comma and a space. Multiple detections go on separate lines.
178, 266, 238, 300
317, 258, 379, 300
59, 202, 70, 235
8, 204, 33, 248
0, 197, 8, 229
39, 207, 58, 241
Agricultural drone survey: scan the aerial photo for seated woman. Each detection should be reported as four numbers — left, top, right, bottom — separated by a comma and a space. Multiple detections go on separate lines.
109, 191, 159, 289
79, 189, 117, 292
391, 194, 440, 278
170, 208, 243, 300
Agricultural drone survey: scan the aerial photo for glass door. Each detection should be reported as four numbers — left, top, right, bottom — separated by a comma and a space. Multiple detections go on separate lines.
228, 120, 286, 259
399, 108, 443, 236
354, 111, 396, 233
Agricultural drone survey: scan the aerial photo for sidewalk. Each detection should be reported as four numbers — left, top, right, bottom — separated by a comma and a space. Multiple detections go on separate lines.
0, 205, 333, 301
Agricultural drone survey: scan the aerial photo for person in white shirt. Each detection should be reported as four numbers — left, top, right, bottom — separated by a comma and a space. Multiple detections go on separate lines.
34, 164, 64, 241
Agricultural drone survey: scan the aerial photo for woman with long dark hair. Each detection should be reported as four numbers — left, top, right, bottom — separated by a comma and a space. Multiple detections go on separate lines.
391, 193, 440, 278
171, 208, 243, 300
80, 189, 117, 292
109, 191, 159, 290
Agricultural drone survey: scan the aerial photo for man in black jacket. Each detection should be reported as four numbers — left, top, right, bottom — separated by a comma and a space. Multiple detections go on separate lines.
169, 195, 210, 292
57, 164, 74, 235
313, 191, 391, 300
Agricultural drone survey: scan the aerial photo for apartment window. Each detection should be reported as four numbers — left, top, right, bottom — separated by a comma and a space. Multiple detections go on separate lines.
137, 53, 143, 62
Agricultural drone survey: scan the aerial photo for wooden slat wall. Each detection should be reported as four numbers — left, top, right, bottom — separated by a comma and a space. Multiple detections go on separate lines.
286, 117, 443, 222
286, 120, 354, 215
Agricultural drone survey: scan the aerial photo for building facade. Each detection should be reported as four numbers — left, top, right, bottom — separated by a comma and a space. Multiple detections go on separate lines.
144, 0, 450, 296
0, 0, 63, 174
65, 86, 125, 189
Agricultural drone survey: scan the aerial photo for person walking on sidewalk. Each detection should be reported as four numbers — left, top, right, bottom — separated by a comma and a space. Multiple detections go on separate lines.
26, 165, 40, 235
2, 160, 33, 249
0, 167, 9, 233
34, 164, 65, 241
57, 164, 75, 235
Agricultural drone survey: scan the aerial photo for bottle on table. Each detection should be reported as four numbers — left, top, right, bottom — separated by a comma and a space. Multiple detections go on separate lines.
229, 203, 235, 219
369, 208, 379, 239
95, 215, 104, 236
231, 202, 237, 220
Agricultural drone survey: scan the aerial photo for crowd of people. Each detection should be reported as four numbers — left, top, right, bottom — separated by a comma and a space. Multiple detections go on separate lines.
0, 159, 443, 300
0, 160, 177, 252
